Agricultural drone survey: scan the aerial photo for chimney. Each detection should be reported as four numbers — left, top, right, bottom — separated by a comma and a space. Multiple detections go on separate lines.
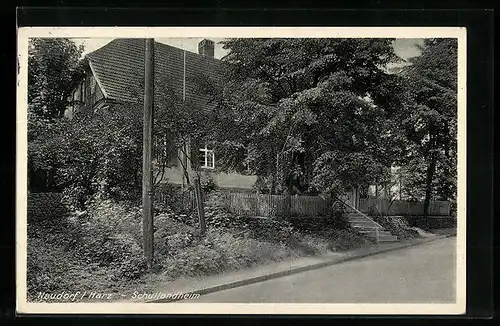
198, 39, 215, 58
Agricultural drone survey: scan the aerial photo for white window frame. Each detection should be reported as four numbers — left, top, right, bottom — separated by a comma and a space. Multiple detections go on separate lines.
199, 145, 215, 169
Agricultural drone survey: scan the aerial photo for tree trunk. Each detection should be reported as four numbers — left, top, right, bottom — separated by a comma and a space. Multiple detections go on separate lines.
442, 122, 452, 200
194, 174, 206, 233
284, 178, 293, 218
285, 193, 292, 218
181, 141, 189, 188
423, 150, 438, 227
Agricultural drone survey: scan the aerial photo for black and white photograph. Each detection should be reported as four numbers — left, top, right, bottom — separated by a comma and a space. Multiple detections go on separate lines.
16, 27, 466, 315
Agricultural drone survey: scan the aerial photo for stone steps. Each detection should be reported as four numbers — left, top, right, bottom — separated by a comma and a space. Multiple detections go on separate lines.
345, 212, 399, 243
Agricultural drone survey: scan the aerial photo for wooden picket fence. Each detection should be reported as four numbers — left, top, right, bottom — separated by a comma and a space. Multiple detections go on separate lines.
221, 192, 331, 218
155, 187, 197, 213
357, 197, 451, 216
155, 187, 452, 218
223, 193, 451, 218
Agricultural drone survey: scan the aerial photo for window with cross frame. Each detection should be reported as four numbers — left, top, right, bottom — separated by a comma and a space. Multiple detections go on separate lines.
199, 145, 215, 169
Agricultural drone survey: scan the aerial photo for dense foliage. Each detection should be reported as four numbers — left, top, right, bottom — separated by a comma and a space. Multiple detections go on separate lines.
28, 37, 457, 211
398, 39, 458, 214
202, 39, 406, 197
27, 38, 84, 191
26, 38, 458, 300
28, 194, 368, 301
29, 105, 143, 209
28, 38, 84, 119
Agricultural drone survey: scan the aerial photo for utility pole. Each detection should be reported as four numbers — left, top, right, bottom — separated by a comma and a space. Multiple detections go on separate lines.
142, 38, 154, 268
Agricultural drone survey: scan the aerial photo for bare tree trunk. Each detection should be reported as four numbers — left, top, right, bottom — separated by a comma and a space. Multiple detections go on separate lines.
182, 141, 189, 189
176, 152, 191, 186
178, 137, 205, 232
399, 174, 402, 200
423, 150, 437, 228
193, 174, 206, 233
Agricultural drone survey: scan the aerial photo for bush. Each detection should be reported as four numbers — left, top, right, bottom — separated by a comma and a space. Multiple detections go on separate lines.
200, 174, 218, 193
74, 199, 147, 278
155, 183, 195, 218
161, 243, 226, 279
27, 193, 374, 300
331, 229, 372, 250
247, 218, 295, 242
30, 105, 144, 210
27, 198, 149, 301
27, 237, 74, 296
153, 213, 201, 258
204, 191, 249, 230
210, 231, 296, 269
373, 215, 419, 239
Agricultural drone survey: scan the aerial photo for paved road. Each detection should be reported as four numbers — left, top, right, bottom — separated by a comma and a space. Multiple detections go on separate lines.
191, 237, 456, 303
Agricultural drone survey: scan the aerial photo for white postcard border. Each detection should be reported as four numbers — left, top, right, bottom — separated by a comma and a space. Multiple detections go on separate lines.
16, 26, 467, 315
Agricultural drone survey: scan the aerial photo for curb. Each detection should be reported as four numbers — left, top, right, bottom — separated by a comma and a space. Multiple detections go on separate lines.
149, 233, 456, 303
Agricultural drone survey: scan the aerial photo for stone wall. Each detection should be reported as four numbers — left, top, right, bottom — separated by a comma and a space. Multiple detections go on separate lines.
27, 192, 68, 221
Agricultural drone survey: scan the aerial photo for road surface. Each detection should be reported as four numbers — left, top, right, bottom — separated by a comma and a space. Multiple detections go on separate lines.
191, 237, 456, 303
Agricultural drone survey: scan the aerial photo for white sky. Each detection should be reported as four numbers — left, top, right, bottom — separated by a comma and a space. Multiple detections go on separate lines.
73, 38, 424, 61
74, 38, 228, 59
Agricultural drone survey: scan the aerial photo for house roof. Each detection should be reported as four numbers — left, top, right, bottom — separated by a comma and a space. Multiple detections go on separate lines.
86, 38, 224, 108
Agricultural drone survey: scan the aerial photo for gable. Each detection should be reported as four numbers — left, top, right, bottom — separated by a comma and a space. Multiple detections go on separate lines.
86, 39, 224, 110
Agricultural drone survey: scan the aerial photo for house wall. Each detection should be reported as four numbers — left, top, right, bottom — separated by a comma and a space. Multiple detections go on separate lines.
65, 69, 106, 119
85, 71, 105, 111
159, 162, 258, 192
160, 166, 258, 191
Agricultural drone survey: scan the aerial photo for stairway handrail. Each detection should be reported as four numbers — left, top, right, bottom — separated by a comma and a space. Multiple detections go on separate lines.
333, 195, 384, 229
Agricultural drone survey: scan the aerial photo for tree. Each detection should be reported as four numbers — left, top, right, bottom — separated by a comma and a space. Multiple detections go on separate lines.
400, 38, 458, 220
28, 38, 84, 119
153, 77, 214, 233
204, 38, 406, 198
28, 38, 85, 191
27, 109, 66, 192
29, 104, 143, 209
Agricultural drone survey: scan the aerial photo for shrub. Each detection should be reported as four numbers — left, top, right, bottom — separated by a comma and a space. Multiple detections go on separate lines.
29, 199, 149, 285
204, 191, 249, 230
200, 174, 218, 193
155, 183, 197, 220
160, 243, 225, 279
246, 217, 301, 244
27, 193, 374, 300
73, 200, 148, 278
31, 105, 144, 210
27, 237, 72, 296
297, 233, 332, 254
331, 229, 372, 250
153, 213, 201, 260
373, 215, 419, 239
208, 231, 297, 269
84, 198, 143, 242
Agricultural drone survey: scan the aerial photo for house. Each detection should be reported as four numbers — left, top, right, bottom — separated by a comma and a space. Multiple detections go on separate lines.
65, 38, 257, 192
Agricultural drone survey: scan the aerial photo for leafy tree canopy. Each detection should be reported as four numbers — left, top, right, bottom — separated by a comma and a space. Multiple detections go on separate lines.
399, 38, 458, 204
205, 38, 407, 196
28, 38, 84, 119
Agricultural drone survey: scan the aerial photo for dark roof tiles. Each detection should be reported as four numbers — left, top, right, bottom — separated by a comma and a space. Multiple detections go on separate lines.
86, 38, 223, 108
